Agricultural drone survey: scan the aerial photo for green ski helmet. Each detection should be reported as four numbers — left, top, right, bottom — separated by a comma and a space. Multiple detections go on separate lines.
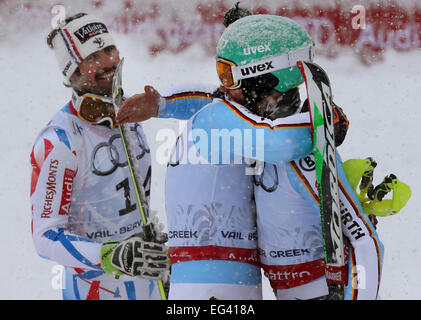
216, 14, 314, 93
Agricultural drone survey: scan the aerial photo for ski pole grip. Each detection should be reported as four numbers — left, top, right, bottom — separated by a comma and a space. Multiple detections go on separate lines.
142, 223, 156, 242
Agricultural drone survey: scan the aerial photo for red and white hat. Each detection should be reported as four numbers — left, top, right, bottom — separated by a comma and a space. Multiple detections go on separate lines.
50, 14, 116, 80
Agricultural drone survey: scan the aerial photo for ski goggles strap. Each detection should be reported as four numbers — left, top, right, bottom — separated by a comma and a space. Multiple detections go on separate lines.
216, 46, 314, 89
78, 93, 117, 128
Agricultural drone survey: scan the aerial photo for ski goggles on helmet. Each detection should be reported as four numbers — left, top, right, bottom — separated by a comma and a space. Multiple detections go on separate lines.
216, 46, 314, 89
78, 94, 117, 128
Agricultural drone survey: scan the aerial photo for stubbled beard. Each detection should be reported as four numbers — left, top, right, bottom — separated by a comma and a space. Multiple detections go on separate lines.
253, 88, 301, 120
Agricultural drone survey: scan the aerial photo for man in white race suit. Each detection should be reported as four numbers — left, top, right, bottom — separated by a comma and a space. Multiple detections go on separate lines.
30, 13, 169, 300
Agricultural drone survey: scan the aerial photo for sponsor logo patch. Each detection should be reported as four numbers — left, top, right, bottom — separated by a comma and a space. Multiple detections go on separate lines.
41, 159, 59, 218
243, 43, 271, 55
59, 168, 76, 215
62, 60, 73, 76
74, 22, 108, 44
93, 37, 105, 49
240, 61, 274, 77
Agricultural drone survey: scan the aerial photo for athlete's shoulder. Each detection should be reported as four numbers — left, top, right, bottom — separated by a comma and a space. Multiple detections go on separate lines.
160, 83, 217, 98
197, 98, 311, 130
52, 100, 81, 127
33, 101, 81, 153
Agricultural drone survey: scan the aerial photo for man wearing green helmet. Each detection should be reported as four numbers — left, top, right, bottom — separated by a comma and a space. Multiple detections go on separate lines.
114, 8, 407, 299
216, 14, 313, 115
212, 12, 383, 300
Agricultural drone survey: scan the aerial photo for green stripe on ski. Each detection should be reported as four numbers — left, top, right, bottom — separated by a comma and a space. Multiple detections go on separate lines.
312, 101, 325, 183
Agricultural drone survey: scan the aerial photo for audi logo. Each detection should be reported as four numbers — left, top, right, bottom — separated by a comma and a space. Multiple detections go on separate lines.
90, 124, 150, 176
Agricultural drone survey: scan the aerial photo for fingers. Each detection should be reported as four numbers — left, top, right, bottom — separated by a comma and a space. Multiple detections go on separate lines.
133, 250, 169, 265
144, 85, 161, 106
116, 94, 142, 124
132, 247, 170, 280
122, 236, 170, 279
144, 85, 156, 94
133, 256, 170, 279
135, 240, 167, 255
115, 86, 161, 124
137, 270, 168, 280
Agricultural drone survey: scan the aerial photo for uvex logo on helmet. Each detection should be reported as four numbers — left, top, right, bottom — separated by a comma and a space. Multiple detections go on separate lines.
240, 61, 274, 77
243, 43, 271, 55
74, 22, 108, 44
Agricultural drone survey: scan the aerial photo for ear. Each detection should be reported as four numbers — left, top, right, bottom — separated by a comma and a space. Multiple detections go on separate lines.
70, 67, 81, 80
218, 85, 229, 93
69, 73, 77, 83
62, 80, 72, 88
68, 67, 82, 89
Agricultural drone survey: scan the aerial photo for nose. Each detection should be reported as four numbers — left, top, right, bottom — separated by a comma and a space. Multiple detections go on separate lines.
97, 48, 120, 69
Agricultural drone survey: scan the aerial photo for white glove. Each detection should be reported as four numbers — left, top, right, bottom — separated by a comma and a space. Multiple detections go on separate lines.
101, 233, 169, 280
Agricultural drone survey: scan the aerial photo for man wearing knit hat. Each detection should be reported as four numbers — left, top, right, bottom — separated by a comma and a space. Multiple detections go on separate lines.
30, 13, 170, 300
